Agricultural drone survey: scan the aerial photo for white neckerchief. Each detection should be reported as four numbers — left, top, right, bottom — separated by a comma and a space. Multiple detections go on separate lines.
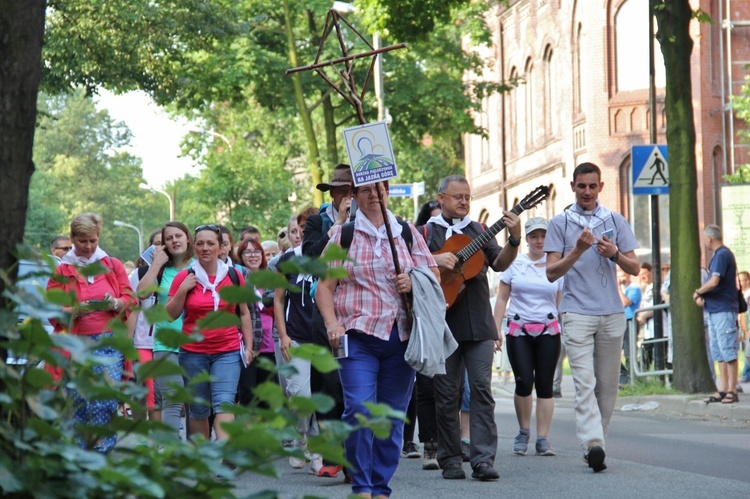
354, 209, 403, 257
324, 204, 339, 225
427, 214, 472, 239
190, 259, 229, 311
564, 202, 613, 231
61, 246, 109, 283
514, 252, 547, 276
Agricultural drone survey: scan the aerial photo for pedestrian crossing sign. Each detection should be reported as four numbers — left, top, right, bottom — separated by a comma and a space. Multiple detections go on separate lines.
632, 145, 669, 195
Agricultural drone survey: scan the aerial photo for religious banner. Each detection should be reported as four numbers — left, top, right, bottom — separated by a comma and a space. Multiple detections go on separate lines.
342, 121, 398, 186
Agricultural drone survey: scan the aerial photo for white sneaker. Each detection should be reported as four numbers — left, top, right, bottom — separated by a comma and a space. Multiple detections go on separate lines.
288, 440, 308, 469
308, 454, 323, 475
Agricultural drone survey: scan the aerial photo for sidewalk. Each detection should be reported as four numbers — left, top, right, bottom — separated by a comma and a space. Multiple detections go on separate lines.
491, 373, 750, 424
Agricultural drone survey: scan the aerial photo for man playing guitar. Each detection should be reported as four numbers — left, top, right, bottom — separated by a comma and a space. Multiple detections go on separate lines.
419, 175, 521, 481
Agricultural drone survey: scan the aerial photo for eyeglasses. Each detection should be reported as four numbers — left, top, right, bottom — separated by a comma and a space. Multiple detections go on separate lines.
55, 246, 72, 251
357, 187, 379, 197
242, 250, 262, 256
442, 193, 473, 202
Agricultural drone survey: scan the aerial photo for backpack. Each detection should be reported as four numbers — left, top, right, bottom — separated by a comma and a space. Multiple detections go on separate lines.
340, 220, 413, 254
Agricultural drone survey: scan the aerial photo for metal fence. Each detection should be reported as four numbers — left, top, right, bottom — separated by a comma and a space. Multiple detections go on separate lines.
629, 302, 673, 385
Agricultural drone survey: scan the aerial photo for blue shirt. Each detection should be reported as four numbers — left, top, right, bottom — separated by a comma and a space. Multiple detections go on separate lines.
704, 246, 739, 314
622, 282, 642, 320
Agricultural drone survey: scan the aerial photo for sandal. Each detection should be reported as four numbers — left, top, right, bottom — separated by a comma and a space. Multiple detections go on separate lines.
721, 392, 739, 404
704, 391, 726, 404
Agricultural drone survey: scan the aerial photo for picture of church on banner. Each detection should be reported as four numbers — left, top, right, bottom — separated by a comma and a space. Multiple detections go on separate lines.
342, 121, 399, 186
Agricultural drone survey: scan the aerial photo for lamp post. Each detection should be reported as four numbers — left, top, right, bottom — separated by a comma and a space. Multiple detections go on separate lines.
113, 220, 143, 255
188, 127, 233, 150
139, 183, 176, 221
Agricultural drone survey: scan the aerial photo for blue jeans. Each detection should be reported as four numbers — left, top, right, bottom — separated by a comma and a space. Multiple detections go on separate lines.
70, 332, 123, 453
179, 350, 240, 419
706, 311, 739, 363
339, 328, 415, 497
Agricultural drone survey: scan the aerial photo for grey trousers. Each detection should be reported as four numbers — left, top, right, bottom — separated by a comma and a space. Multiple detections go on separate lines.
153, 351, 184, 439
434, 339, 497, 468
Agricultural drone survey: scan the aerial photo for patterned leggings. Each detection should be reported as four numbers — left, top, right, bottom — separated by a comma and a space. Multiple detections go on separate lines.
70, 333, 123, 453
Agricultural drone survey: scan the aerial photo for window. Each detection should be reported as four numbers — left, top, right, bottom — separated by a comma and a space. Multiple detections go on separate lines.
615, 0, 666, 92
543, 45, 555, 136
574, 23, 582, 114
508, 67, 520, 158
524, 58, 535, 146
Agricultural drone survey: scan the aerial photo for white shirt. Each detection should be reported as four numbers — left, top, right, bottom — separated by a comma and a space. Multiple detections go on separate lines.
500, 253, 563, 324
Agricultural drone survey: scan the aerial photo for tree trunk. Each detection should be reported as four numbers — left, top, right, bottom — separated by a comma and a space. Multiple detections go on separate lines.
283, 0, 323, 207
653, 0, 714, 392
0, 1, 46, 312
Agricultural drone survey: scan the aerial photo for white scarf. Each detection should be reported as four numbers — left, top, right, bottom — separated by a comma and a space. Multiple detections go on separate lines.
354, 208, 403, 257
514, 252, 547, 276
190, 258, 229, 311
324, 204, 339, 225
61, 246, 109, 283
563, 201, 613, 231
427, 214, 472, 239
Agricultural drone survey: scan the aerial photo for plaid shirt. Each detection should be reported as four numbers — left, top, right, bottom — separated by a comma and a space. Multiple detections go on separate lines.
327, 222, 437, 341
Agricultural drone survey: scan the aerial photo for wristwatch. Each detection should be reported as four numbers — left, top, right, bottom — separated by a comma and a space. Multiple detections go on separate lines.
112, 298, 120, 312
609, 250, 620, 263
507, 236, 521, 247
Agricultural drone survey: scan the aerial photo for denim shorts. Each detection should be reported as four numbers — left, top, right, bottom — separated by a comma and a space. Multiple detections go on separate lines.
706, 311, 739, 363
178, 350, 240, 419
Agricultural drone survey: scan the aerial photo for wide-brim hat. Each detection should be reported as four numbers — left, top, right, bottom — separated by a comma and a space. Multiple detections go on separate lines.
316, 164, 353, 192
524, 216, 549, 235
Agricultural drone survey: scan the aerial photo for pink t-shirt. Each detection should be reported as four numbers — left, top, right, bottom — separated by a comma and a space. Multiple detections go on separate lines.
169, 269, 244, 354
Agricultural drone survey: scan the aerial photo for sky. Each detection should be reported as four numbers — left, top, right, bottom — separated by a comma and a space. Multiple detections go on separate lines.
94, 89, 200, 188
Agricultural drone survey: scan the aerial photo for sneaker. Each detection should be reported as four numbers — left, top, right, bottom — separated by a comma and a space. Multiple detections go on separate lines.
471, 462, 499, 481
552, 389, 562, 398
402, 441, 421, 459
422, 443, 439, 470
308, 454, 323, 475
513, 431, 530, 455
288, 440, 308, 469
318, 464, 343, 478
441, 463, 466, 480
585, 445, 607, 472
535, 437, 556, 456
460, 439, 470, 462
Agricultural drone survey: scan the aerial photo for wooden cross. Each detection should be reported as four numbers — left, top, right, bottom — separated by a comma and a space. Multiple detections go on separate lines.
286, 9, 412, 311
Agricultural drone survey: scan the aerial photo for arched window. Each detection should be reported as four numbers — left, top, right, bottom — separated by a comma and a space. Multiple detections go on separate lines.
478, 208, 490, 225
543, 45, 555, 136
524, 58, 535, 147
574, 23, 582, 115
507, 67, 519, 159
615, 0, 665, 92
546, 184, 557, 221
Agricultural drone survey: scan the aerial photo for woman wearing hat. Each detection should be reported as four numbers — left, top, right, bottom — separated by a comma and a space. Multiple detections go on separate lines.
493, 217, 563, 457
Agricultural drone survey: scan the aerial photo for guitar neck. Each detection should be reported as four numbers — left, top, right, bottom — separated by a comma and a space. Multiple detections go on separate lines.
456, 204, 525, 262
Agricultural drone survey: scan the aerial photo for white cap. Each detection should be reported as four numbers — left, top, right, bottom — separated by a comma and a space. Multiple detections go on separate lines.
524, 217, 549, 235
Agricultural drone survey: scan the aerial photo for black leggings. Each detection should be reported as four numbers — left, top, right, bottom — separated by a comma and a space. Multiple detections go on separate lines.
506, 334, 561, 399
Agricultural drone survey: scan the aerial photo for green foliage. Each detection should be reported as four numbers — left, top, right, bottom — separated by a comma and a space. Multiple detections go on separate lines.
26, 91, 165, 262
1, 251, 402, 497
726, 75, 750, 184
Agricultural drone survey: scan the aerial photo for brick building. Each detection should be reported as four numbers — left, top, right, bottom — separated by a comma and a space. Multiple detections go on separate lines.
463, 0, 750, 265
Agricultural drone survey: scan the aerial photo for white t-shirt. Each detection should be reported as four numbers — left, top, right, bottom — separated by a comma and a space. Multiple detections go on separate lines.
129, 268, 156, 349
500, 253, 563, 324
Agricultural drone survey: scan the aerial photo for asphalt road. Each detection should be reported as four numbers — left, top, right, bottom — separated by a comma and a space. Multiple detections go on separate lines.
232, 393, 750, 498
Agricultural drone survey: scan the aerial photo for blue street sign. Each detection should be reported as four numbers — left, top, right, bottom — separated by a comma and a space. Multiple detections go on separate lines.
389, 184, 413, 197
389, 182, 425, 198
632, 145, 669, 195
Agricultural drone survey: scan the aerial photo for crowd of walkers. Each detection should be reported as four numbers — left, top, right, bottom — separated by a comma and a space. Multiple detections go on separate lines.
42, 162, 746, 498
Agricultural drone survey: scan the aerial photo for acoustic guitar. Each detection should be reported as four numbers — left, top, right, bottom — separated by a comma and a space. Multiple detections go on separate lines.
434, 185, 550, 309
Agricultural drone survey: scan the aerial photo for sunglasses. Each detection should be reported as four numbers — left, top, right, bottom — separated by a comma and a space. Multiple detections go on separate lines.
195, 224, 221, 236
55, 246, 72, 251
